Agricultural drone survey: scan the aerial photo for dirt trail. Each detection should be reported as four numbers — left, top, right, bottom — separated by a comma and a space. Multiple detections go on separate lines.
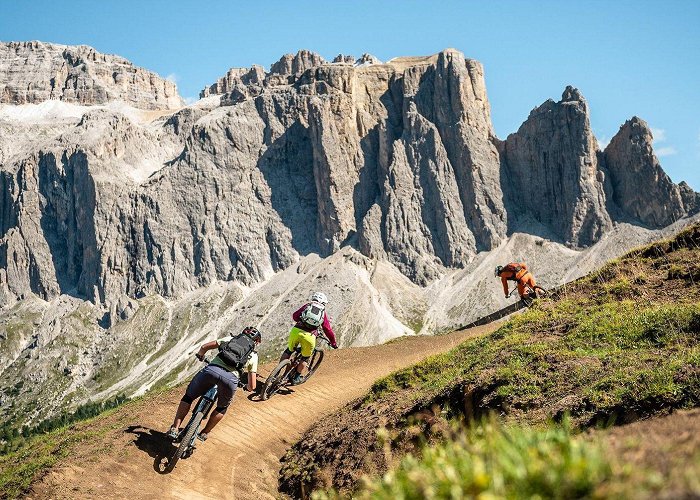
29, 324, 498, 499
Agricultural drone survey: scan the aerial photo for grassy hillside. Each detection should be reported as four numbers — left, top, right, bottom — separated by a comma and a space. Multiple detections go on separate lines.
280, 224, 700, 498
0, 397, 138, 499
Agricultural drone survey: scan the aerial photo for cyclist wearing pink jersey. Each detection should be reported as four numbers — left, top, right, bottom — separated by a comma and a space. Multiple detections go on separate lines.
280, 291, 338, 385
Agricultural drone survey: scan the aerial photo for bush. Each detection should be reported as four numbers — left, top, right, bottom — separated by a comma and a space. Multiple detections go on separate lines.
315, 419, 611, 500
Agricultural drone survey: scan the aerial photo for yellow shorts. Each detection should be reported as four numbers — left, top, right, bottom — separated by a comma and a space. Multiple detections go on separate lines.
287, 327, 316, 357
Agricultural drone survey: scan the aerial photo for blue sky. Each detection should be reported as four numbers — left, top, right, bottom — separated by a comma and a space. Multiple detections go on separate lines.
2, 0, 698, 188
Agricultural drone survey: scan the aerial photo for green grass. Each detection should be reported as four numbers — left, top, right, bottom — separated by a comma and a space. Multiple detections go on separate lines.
0, 389, 163, 500
365, 297, 699, 426
0, 402, 127, 500
314, 419, 612, 500
0, 430, 92, 499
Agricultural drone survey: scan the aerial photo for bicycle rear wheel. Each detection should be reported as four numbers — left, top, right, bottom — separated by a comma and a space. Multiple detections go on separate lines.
301, 349, 324, 383
261, 359, 292, 401
167, 410, 203, 471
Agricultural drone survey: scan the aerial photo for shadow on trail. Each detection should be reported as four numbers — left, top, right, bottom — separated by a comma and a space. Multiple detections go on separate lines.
246, 386, 296, 403
124, 425, 176, 475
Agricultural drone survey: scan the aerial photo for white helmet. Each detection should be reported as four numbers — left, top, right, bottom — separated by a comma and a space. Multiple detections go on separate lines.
311, 291, 328, 305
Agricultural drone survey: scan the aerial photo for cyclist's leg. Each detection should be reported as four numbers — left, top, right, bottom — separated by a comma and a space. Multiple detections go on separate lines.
280, 328, 301, 362
527, 273, 537, 288
172, 366, 216, 430
201, 367, 238, 435
523, 273, 537, 297
517, 280, 526, 298
295, 331, 316, 375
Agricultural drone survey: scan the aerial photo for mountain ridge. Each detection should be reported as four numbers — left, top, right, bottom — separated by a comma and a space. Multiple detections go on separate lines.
0, 42, 698, 427
0, 41, 183, 110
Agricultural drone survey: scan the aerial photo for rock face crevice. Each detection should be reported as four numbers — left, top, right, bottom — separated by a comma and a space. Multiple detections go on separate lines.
0, 44, 698, 310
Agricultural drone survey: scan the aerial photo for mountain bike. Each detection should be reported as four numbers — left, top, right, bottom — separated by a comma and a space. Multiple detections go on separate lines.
507, 283, 548, 307
166, 365, 218, 471
261, 332, 330, 401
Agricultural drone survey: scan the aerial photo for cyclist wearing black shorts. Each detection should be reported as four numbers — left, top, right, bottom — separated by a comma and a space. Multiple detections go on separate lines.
166, 327, 261, 442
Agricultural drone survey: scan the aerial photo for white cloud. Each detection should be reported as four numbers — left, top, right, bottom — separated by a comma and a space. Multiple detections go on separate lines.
165, 73, 178, 84
183, 96, 198, 105
650, 127, 666, 143
597, 136, 610, 150
656, 146, 677, 157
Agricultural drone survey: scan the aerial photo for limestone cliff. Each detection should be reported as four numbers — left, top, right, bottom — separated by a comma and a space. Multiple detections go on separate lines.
500, 86, 612, 246
603, 117, 697, 227
0, 41, 183, 109
1, 47, 516, 312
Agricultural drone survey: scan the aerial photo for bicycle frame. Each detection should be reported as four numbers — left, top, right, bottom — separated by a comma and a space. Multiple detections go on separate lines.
507, 285, 535, 298
195, 385, 218, 418
289, 332, 329, 364
181, 385, 217, 448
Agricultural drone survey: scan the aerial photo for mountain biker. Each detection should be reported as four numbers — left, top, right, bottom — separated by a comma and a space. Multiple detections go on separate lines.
495, 262, 537, 299
281, 291, 338, 385
166, 326, 261, 442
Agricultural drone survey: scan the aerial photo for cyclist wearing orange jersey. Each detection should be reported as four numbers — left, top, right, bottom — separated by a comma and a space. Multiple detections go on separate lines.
495, 263, 537, 299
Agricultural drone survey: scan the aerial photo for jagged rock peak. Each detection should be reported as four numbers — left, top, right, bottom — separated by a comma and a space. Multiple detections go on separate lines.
332, 54, 355, 64
354, 53, 382, 66
613, 117, 654, 147
269, 50, 326, 76
501, 86, 611, 247
0, 40, 183, 109
603, 116, 698, 227
199, 65, 265, 98
523, 85, 588, 123
561, 85, 585, 103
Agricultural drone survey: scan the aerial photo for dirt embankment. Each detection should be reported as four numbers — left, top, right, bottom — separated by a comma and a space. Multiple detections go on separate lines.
27, 324, 497, 499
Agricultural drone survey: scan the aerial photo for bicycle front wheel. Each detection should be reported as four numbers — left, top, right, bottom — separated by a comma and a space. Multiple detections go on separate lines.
261, 359, 292, 401
167, 410, 204, 471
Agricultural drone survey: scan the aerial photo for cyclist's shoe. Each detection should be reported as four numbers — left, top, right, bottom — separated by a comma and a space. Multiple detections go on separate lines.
166, 427, 180, 441
291, 373, 304, 385
196, 432, 208, 442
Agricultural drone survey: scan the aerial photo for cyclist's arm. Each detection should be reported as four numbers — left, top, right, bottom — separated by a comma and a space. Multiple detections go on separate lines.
246, 352, 259, 392
196, 340, 219, 359
501, 276, 509, 296
321, 313, 338, 348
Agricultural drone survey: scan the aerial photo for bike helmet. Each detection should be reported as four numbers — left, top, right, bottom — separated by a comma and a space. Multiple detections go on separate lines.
495, 265, 503, 277
241, 326, 262, 342
310, 291, 329, 305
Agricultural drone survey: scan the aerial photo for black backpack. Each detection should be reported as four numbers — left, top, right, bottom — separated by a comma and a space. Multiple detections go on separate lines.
218, 334, 255, 370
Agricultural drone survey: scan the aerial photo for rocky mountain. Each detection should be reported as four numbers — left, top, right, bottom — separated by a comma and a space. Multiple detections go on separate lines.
500, 86, 611, 246
604, 116, 699, 226
0, 41, 183, 109
0, 42, 697, 426
499, 87, 698, 246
